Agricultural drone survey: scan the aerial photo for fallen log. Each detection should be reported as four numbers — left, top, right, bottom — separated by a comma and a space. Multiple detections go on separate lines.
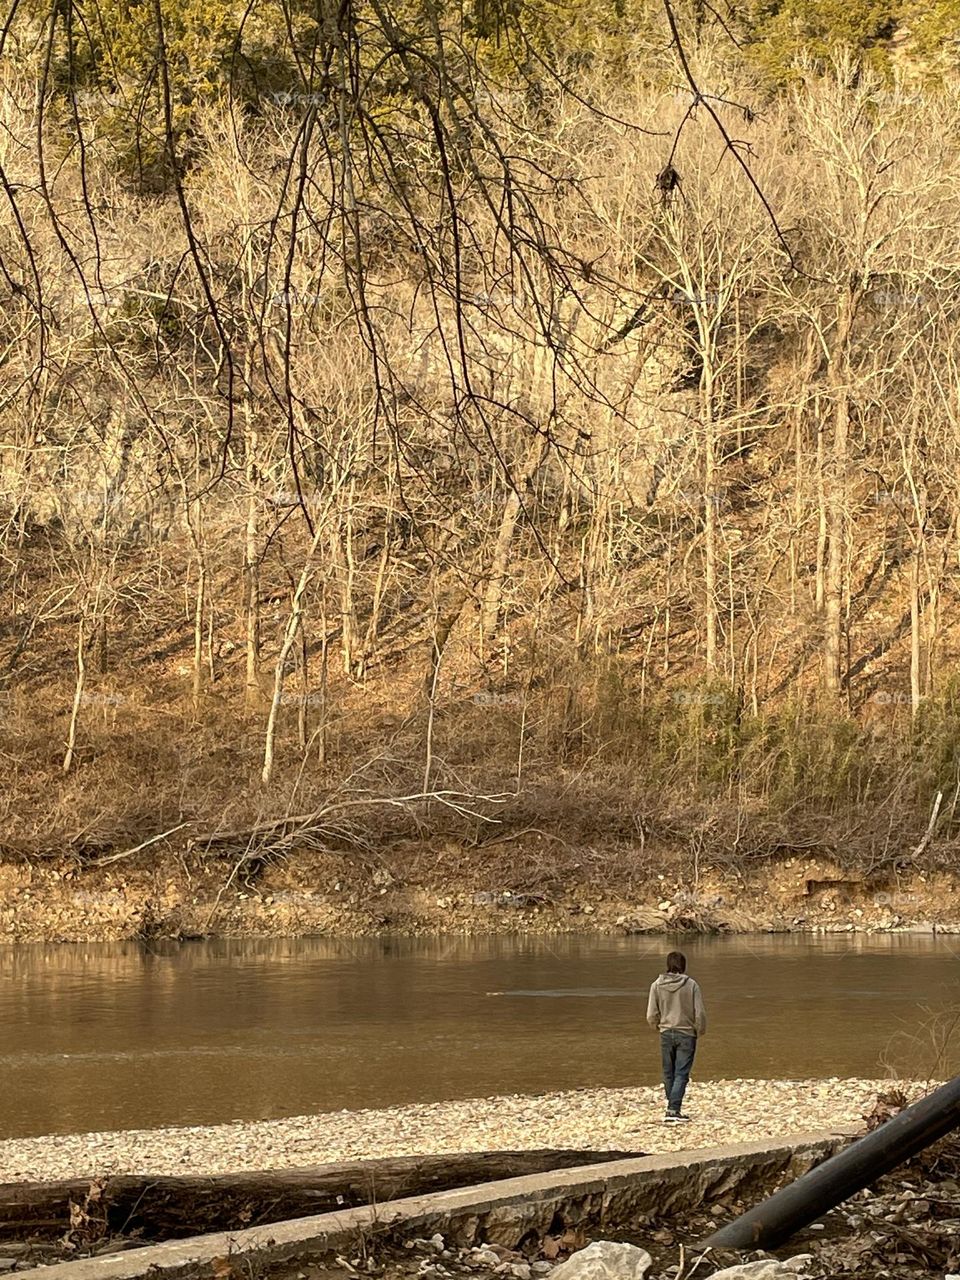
0, 1148, 641, 1241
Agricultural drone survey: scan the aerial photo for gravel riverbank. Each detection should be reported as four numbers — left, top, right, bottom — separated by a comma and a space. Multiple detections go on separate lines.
0, 1079, 930, 1183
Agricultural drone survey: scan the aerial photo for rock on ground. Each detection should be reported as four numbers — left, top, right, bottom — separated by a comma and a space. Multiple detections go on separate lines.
0, 1078, 929, 1183
550, 1243, 653, 1280
708, 1260, 814, 1279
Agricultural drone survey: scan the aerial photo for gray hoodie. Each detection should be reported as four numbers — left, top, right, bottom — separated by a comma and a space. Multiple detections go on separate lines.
646, 972, 707, 1037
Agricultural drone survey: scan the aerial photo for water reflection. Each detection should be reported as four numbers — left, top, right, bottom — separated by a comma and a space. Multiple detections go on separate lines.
0, 932, 957, 1139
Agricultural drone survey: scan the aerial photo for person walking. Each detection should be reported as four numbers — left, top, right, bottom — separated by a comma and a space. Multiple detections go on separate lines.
646, 950, 706, 1123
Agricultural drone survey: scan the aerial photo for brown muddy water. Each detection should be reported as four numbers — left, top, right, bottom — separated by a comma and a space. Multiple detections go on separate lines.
1, 932, 958, 1139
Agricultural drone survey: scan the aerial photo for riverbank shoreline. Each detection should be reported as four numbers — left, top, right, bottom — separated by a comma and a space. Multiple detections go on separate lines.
2, 844, 960, 944
0, 1079, 927, 1183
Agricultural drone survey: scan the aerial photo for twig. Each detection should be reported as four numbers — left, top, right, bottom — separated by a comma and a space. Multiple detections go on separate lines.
89, 823, 190, 866
192, 790, 509, 852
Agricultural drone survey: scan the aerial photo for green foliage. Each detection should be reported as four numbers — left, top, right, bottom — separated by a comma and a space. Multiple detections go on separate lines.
37, 0, 327, 181
900, 0, 960, 68
652, 679, 742, 791
26, 0, 960, 190
462, 0, 659, 83
90, 0, 239, 99
742, 698, 873, 810
910, 675, 960, 797
740, 0, 900, 81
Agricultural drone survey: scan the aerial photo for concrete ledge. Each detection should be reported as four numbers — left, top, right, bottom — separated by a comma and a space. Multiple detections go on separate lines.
26, 1131, 855, 1280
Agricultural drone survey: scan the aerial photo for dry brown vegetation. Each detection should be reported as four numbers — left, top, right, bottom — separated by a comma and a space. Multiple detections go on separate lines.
3, 47, 960, 898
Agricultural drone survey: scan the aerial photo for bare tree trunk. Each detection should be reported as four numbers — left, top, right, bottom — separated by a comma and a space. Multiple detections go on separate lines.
330, 485, 362, 680
910, 535, 921, 717
185, 488, 207, 709
244, 427, 261, 709
791, 332, 820, 616
791, 409, 802, 614
742, 293, 747, 448
923, 542, 948, 697
425, 589, 467, 698
726, 548, 735, 681
318, 585, 329, 768
92, 618, 108, 674
573, 533, 589, 655
703, 371, 718, 672
297, 618, 308, 751
361, 525, 391, 681
823, 394, 848, 695
193, 556, 206, 708
479, 440, 548, 644
262, 522, 325, 784
207, 591, 216, 687
823, 294, 855, 696
815, 401, 826, 616
63, 615, 86, 775
423, 634, 441, 795
421, 589, 468, 793
577, 497, 609, 658
662, 523, 674, 675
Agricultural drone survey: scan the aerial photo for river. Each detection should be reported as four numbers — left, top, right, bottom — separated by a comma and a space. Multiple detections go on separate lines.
1, 932, 957, 1139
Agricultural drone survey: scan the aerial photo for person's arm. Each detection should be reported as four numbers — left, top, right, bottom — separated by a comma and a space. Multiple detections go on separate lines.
693, 982, 707, 1036
646, 982, 660, 1030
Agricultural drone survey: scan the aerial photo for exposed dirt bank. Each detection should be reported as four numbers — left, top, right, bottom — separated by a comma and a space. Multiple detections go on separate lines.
0, 1079, 923, 1182
1, 840, 959, 943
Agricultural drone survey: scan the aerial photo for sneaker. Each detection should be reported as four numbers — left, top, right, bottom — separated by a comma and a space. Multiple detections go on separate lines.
664, 1111, 681, 1123
671, 1112, 693, 1123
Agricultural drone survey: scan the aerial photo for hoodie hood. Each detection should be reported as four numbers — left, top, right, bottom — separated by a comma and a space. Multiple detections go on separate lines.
656, 972, 690, 990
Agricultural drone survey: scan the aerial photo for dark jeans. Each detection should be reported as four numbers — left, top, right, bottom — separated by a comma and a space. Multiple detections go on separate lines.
660, 1030, 697, 1112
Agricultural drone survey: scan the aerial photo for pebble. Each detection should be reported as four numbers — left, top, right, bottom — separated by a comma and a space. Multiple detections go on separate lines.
0, 1079, 930, 1183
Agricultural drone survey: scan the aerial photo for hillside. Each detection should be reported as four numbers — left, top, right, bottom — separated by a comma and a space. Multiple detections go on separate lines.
2, 4, 960, 938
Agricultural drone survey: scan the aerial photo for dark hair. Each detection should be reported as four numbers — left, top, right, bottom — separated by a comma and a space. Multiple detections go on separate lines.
666, 951, 686, 973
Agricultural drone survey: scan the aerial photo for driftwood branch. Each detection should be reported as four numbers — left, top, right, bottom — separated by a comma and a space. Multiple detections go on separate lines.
188, 790, 510, 861
911, 790, 943, 861
89, 824, 190, 867
10, 791, 510, 872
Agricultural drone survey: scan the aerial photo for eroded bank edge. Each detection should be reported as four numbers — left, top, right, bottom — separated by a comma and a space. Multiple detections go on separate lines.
22, 1131, 855, 1280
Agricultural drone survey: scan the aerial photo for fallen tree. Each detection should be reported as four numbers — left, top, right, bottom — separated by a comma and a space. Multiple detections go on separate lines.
0, 1148, 642, 1241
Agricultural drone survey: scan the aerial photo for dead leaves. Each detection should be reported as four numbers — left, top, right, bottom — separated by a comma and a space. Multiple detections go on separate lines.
63, 1179, 109, 1251
540, 1230, 586, 1261
863, 1089, 909, 1131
